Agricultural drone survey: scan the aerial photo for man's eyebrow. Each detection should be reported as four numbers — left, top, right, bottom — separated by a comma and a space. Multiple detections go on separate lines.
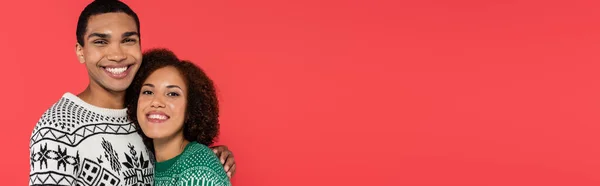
88, 33, 109, 39
123, 31, 139, 38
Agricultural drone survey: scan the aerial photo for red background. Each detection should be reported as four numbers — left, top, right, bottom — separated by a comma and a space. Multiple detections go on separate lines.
1, 0, 600, 185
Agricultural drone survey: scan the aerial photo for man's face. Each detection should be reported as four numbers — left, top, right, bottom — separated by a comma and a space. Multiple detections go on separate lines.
76, 12, 142, 92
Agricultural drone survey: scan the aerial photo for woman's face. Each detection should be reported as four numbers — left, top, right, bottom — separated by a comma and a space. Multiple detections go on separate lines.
137, 66, 187, 140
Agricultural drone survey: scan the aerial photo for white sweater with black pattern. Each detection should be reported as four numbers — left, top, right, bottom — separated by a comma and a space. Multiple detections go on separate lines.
29, 93, 154, 186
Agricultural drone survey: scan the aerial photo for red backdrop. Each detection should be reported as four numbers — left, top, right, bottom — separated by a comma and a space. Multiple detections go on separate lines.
2, 0, 600, 185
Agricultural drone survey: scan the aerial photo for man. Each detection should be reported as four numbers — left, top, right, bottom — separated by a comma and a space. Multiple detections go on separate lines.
29, 1, 236, 185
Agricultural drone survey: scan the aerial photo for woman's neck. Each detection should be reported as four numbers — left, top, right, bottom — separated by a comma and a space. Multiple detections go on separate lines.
77, 84, 126, 109
153, 136, 189, 162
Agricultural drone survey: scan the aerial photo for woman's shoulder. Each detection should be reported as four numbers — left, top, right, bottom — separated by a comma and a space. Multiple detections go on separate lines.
184, 142, 214, 156
177, 142, 230, 185
180, 142, 221, 167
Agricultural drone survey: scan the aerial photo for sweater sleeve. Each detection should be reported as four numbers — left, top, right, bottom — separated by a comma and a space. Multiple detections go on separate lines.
178, 146, 231, 186
179, 166, 231, 186
29, 112, 79, 186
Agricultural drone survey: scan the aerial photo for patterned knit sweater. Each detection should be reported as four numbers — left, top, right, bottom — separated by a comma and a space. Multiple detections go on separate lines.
29, 93, 154, 186
154, 142, 231, 186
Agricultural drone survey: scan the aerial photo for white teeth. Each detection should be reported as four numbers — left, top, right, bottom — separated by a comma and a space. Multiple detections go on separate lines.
106, 67, 127, 74
148, 114, 167, 120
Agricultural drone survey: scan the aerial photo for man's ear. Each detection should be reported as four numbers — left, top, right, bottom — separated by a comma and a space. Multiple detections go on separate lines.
75, 43, 85, 63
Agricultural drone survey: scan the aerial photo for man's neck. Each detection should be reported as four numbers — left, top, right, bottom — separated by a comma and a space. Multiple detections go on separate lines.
154, 135, 189, 162
77, 84, 126, 109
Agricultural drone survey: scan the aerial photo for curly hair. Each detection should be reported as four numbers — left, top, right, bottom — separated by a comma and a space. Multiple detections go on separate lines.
126, 48, 219, 153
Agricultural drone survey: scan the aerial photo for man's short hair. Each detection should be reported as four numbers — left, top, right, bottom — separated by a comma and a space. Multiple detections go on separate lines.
76, 0, 141, 46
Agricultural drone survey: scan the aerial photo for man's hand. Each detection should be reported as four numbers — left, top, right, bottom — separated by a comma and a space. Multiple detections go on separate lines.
211, 145, 236, 178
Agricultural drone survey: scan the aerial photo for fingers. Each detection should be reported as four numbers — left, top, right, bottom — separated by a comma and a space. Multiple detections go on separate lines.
220, 149, 230, 165
227, 164, 236, 178
212, 148, 219, 154
211, 146, 228, 163
221, 148, 236, 178
211, 145, 236, 178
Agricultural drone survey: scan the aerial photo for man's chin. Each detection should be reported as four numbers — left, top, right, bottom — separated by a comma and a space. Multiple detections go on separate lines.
103, 84, 131, 93
101, 80, 133, 92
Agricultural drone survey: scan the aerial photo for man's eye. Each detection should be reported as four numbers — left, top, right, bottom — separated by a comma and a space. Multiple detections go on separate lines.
142, 90, 153, 95
123, 38, 137, 43
93, 40, 108, 45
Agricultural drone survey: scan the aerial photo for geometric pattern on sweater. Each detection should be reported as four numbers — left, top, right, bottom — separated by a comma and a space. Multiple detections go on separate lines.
30, 143, 80, 173
154, 142, 230, 186
177, 166, 228, 186
29, 93, 154, 186
30, 171, 77, 186
35, 97, 129, 132
30, 122, 137, 148
75, 158, 122, 186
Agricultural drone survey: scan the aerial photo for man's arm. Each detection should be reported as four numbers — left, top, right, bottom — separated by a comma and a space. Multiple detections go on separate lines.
29, 126, 78, 186
211, 145, 236, 178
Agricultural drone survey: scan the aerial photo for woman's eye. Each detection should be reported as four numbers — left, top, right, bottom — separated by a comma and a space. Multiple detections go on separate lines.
142, 90, 153, 95
167, 92, 180, 97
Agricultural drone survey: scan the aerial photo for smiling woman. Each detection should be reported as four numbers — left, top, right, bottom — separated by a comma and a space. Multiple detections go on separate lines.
126, 48, 229, 186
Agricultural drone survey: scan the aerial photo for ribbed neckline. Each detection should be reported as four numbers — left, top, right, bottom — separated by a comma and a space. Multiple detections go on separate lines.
63, 92, 128, 118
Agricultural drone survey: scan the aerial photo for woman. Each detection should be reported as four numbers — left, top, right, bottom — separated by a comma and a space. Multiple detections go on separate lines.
126, 48, 230, 186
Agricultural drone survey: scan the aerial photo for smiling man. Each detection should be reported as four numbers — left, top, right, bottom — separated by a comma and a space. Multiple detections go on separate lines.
29, 1, 235, 185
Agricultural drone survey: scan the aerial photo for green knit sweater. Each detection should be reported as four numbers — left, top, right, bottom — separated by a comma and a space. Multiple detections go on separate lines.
154, 142, 231, 186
